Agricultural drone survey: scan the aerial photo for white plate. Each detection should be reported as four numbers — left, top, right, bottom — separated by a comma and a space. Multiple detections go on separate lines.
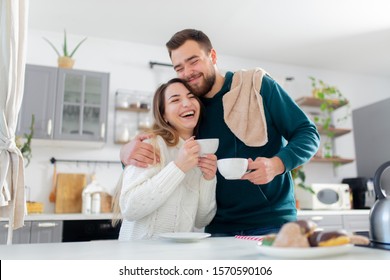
158, 232, 211, 243
257, 243, 353, 259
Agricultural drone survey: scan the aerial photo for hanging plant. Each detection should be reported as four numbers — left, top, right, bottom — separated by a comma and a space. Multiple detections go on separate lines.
309, 76, 351, 158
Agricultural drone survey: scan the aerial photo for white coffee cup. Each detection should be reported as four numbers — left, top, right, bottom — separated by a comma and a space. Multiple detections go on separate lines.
196, 138, 219, 156
217, 158, 248, 180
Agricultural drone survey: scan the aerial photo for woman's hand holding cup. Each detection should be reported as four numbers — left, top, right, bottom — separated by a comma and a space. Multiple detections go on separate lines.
198, 154, 217, 180
174, 137, 200, 173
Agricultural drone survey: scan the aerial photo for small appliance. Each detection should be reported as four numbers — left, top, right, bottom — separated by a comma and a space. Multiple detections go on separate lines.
369, 161, 390, 245
342, 177, 376, 209
295, 183, 351, 210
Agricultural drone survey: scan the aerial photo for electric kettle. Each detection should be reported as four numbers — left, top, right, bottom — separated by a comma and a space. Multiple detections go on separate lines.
369, 161, 390, 244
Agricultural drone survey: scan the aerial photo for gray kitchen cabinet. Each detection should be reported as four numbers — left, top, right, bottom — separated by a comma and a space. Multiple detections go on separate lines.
17, 64, 109, 142
0, 221, 31, 244
0, 220, 63, 244
342, 214, 370, 233
30, 221, 63, 243
16, 65, 57, 139
54, 68, 109, 141
297, 211, 370, 232
298, 213, 343, 230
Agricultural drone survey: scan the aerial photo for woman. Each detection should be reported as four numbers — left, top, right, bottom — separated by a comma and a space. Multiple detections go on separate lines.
115, 78, 217, 240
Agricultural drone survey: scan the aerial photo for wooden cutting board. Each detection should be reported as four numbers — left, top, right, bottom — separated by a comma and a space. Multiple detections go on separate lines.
55, 173, 87, 213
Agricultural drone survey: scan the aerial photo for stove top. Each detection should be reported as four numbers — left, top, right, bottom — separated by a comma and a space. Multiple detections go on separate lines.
356, 242, 390, 251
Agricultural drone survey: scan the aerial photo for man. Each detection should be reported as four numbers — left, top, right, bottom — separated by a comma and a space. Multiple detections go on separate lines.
120, 29, 320, 236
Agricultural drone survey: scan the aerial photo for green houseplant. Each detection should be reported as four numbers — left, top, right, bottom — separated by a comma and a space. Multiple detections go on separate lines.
16, 114, 35, 167
291, 166, 315, 194
309, 76, 350, 158
291, 165, 315, 209
43, 30, 87, 68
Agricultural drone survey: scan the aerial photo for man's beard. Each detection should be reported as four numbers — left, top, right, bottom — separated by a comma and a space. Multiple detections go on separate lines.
187, 70, 216, 97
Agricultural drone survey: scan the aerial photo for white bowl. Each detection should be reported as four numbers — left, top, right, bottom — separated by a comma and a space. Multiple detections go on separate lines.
217, 158, 248, 180
196, 138, 219, 155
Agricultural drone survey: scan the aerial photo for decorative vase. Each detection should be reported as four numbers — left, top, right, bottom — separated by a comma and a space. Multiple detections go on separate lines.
58, 56, 75, 69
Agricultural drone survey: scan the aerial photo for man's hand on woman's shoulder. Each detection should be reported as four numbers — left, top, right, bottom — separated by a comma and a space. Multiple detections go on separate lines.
120, 133, 159, 167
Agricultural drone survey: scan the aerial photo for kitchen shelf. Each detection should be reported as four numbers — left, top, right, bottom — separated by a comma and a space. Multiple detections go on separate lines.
114, 140, 128, 145
310, 157, 354, 164
295, 95, 353, 165
295, 96, 349, 110
115, 107, 150, 113
114, 90, 153, 144
316, 126, 351, 137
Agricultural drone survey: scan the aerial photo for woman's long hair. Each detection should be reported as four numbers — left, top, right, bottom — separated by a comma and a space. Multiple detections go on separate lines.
111, 78, 203, 226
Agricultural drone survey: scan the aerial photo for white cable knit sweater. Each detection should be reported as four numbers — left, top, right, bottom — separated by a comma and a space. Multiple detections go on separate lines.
118, 136, 217, 240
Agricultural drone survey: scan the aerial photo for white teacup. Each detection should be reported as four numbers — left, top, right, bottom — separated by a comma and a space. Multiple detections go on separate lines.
217, 158, 248, 180
196, 138, 219, 156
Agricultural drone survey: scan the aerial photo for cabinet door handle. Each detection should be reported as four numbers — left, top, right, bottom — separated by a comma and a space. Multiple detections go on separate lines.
37, 222, 57, 228
3, 224, 9, 228
310, 216, 323, 222
47, 119, 52, 136
100, 122, 105, 139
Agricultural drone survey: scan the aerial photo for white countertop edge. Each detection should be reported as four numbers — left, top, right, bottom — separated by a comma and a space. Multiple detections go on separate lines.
1, 238, 388, 260
1, 213, 115, 221
0, 209, 370, 222
298, 209, 370, 216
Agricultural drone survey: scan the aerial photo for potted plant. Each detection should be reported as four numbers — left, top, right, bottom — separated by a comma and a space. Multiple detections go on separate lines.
291, 166, 314, 194
309, 76, 350, 158
16, 114, 35, 167
43, 30, 87, 68
291, 165, 315, 209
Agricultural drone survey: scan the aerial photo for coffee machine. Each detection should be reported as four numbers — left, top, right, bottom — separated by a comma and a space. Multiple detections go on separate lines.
342, 177, 376, 209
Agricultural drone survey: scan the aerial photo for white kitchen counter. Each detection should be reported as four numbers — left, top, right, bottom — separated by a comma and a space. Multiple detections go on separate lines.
0, 237, 389, 260
298, 209, 370, 216
0, 213, 115, 221
0, 209, 370, 222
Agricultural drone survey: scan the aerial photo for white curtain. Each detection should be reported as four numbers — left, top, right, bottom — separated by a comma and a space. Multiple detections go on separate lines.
0, 0, 29, 244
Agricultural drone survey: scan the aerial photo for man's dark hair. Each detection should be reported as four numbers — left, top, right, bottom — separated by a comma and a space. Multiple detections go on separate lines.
166, 29, 213, 58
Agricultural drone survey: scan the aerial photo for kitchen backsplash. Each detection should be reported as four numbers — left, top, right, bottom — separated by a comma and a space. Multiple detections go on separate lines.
24, 144, 123, 213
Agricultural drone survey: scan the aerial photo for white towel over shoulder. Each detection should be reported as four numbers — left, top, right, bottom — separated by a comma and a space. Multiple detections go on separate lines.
222, 68, 268, 147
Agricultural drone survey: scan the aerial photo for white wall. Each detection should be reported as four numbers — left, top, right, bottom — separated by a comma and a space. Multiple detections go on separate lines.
24, 29, 390, 213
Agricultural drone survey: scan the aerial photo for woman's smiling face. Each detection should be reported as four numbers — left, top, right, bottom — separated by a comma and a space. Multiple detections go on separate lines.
163, 82, 200, 139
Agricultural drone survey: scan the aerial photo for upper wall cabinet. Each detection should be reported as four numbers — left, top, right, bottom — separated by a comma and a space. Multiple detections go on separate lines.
17, 64, 109, 143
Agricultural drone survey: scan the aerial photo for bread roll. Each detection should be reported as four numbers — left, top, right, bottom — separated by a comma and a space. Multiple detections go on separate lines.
273, 223, 310, 248
308, 230, 350, 247
349, 234, 370, 245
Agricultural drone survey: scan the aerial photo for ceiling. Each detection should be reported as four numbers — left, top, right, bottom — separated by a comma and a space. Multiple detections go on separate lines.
28, 0, 390, 78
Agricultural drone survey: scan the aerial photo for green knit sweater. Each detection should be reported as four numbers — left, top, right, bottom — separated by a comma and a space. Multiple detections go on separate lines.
199, 71, 320, 233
